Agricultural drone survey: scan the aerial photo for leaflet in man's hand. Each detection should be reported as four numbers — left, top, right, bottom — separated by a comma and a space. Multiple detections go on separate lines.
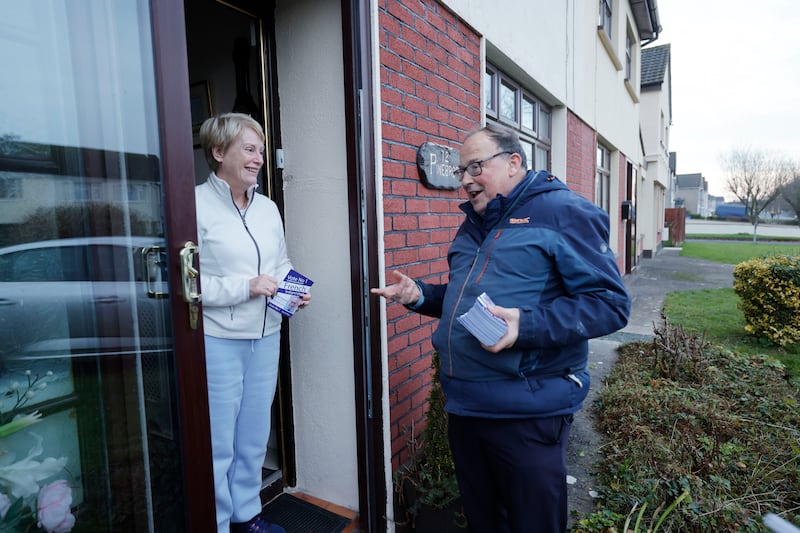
268, 269, 314, 317
456, 292, 508, 346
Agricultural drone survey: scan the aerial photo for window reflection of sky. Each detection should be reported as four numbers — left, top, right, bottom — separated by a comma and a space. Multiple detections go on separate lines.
0, 1, 159, 156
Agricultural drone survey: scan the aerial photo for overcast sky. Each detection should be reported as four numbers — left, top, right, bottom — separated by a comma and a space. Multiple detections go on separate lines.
654, 0, 800, 199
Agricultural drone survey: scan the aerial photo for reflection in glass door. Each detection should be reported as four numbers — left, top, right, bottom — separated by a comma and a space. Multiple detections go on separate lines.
0, 2, 194, 531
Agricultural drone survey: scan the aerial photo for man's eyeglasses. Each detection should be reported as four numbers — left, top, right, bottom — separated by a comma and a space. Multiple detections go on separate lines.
453, 151, 513, 180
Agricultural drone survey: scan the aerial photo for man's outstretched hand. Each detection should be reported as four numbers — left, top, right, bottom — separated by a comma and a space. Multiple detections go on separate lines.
370, 270, 421, 306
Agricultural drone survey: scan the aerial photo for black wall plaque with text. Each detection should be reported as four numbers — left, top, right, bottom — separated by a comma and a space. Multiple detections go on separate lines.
416, 142, 460, 190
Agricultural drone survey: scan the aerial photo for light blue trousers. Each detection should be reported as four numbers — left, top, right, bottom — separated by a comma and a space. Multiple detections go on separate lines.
204, 333, 280, 532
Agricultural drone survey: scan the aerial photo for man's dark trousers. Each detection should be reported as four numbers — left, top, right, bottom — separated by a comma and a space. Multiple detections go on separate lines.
448, 413, 573, 532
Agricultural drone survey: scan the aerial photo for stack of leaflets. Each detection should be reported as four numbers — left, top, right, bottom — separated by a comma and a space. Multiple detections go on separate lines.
456, 292, 508, 346
267, 269, 314, 318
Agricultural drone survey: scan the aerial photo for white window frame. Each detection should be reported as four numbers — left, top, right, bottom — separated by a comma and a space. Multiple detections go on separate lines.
485, 63, 552, 171
596, 144, 611, 212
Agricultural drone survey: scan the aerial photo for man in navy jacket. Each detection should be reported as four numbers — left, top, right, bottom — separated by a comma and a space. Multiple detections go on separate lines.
373, 124, 630, 532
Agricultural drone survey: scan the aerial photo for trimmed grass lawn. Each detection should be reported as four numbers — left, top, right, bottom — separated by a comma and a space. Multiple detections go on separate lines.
667, 241, 800, 376
680, 240, 800, 264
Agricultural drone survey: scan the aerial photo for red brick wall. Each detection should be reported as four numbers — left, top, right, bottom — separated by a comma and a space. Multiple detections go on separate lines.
565, 111, 627, 272
379, 0, 481, 469
565, 111, 596, 202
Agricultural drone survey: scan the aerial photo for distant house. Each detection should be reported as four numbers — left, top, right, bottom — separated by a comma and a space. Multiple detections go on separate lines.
708, 195, 725, 217
639, 43, 672, 258
675, 173, 709, 216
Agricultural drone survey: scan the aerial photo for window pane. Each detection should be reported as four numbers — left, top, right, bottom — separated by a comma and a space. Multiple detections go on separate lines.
626, 33, 632, 80
484, 70, 495, 111
597, 145, 610, 169
536, 146, 549, 171
595, 144, 611, 211
599, 0, 612, 35
486, 63, 551, 175
522, 96, 534, 131
500, 81, 516, 122
539, 108, 551, 139
521, 141, 533, 171
0, 177, 22, 199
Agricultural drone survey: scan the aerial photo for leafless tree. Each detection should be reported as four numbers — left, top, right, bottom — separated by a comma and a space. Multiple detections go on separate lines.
781, 173, 800, 222
720, 147, 795, 242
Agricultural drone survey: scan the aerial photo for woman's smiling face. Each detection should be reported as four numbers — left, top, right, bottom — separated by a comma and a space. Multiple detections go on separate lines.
213, 126, 264, 194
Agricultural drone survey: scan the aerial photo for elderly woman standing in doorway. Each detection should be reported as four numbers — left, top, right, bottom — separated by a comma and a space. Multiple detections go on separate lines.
196, 112, 310, 533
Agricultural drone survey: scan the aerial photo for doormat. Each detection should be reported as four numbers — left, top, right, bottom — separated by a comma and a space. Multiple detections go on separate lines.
262, 493, 351, 533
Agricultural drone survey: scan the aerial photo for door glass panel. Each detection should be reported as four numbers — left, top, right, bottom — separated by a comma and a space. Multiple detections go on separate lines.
0, 2, 184, 531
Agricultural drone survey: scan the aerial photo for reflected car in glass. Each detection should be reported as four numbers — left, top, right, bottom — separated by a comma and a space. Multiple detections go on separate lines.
0, 236, 170, 361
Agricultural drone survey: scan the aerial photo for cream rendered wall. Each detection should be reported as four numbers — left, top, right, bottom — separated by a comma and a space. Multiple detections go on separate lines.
274, 0, 359, 511
439, 0, 645, 257
442, 0, 642, 164
443, 1, 568, 102
640, 65, 671, 254
580, 0, 642, 166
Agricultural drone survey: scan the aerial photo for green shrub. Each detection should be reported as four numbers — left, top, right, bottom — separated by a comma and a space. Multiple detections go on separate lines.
733, 255, 800, 346
394, 352, 461, 523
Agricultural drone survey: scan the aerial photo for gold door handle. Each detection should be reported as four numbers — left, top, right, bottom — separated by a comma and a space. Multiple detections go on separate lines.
179, 241, 201, 329
142, 246, 168, 299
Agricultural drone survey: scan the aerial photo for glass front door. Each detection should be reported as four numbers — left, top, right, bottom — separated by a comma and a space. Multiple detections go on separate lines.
0, 1, 207, 531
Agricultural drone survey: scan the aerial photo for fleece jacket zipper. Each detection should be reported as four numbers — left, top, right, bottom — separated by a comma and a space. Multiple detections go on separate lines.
230, 191, 267, 337
444, 174, 539, 377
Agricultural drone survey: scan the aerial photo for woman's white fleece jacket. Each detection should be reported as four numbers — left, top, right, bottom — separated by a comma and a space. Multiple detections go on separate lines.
195, 172, 293, 339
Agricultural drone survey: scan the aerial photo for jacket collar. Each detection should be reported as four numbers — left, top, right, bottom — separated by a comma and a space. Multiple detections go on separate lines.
460, 169, 553, 227
206, 172, 258, 209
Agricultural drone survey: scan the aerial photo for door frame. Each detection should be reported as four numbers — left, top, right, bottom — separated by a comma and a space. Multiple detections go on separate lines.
151, 1, 216, 529
625, 160, 637, 273
341, 0, 386, 531
151, 2, 389, 530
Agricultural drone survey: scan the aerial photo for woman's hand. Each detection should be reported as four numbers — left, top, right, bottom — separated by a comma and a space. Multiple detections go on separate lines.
296, 290, 311, 310
249, 274, 279, 298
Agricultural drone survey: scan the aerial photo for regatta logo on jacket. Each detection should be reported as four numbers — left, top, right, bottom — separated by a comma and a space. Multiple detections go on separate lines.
509, 217, 530, 224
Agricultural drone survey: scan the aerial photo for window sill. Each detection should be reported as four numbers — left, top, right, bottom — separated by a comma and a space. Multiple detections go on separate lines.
624, 79, 639, 103
597, 28, 623, 71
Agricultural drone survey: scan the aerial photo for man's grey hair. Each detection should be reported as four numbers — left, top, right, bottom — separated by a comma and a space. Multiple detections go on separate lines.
465, 124, 527, 168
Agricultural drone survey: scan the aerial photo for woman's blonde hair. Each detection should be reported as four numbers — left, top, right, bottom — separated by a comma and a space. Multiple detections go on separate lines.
199, 113, 265, 172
